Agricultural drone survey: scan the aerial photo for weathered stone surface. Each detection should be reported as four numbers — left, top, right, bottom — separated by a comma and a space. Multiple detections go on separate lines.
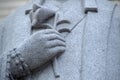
0, 0, 120, 80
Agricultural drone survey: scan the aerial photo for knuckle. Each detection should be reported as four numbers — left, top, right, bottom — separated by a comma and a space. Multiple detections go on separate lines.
50, 34, 58, 38
45, 29, 55, 33
34, 31, 43, 36
53, 39, 62, 43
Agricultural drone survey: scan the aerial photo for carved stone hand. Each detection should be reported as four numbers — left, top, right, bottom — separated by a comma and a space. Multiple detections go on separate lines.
11, 29, 66, 77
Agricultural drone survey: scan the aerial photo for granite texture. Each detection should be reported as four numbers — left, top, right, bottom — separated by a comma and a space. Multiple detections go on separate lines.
0, 0, 120, 80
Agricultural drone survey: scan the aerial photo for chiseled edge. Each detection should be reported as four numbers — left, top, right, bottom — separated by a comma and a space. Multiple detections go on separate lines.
84, 0, 98, 13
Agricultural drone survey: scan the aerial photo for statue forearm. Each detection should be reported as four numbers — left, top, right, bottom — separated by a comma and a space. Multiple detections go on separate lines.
8, 29, 66, 78
9, 45, 55, 78
9, 43, 55, 78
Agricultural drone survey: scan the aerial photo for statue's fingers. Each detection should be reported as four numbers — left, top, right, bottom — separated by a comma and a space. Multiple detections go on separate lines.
37, 29, 57, 34
31, 29, 59, 39
45, 33, 65, 42
43, 29, 60, 35
32, 29, 55, 36
45, 30, 60, 35
48, 46, 66, 55
46, 40, 66, 48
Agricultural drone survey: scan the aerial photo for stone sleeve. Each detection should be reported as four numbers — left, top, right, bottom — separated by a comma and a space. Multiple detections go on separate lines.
0, 50, 31, 80
0, 53, 10, 80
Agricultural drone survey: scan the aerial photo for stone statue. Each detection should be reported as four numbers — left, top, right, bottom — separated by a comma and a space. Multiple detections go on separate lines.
0, 0, 120, 80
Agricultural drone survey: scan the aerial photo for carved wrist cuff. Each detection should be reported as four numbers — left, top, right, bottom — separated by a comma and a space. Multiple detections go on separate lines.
6, 48, 31, 79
